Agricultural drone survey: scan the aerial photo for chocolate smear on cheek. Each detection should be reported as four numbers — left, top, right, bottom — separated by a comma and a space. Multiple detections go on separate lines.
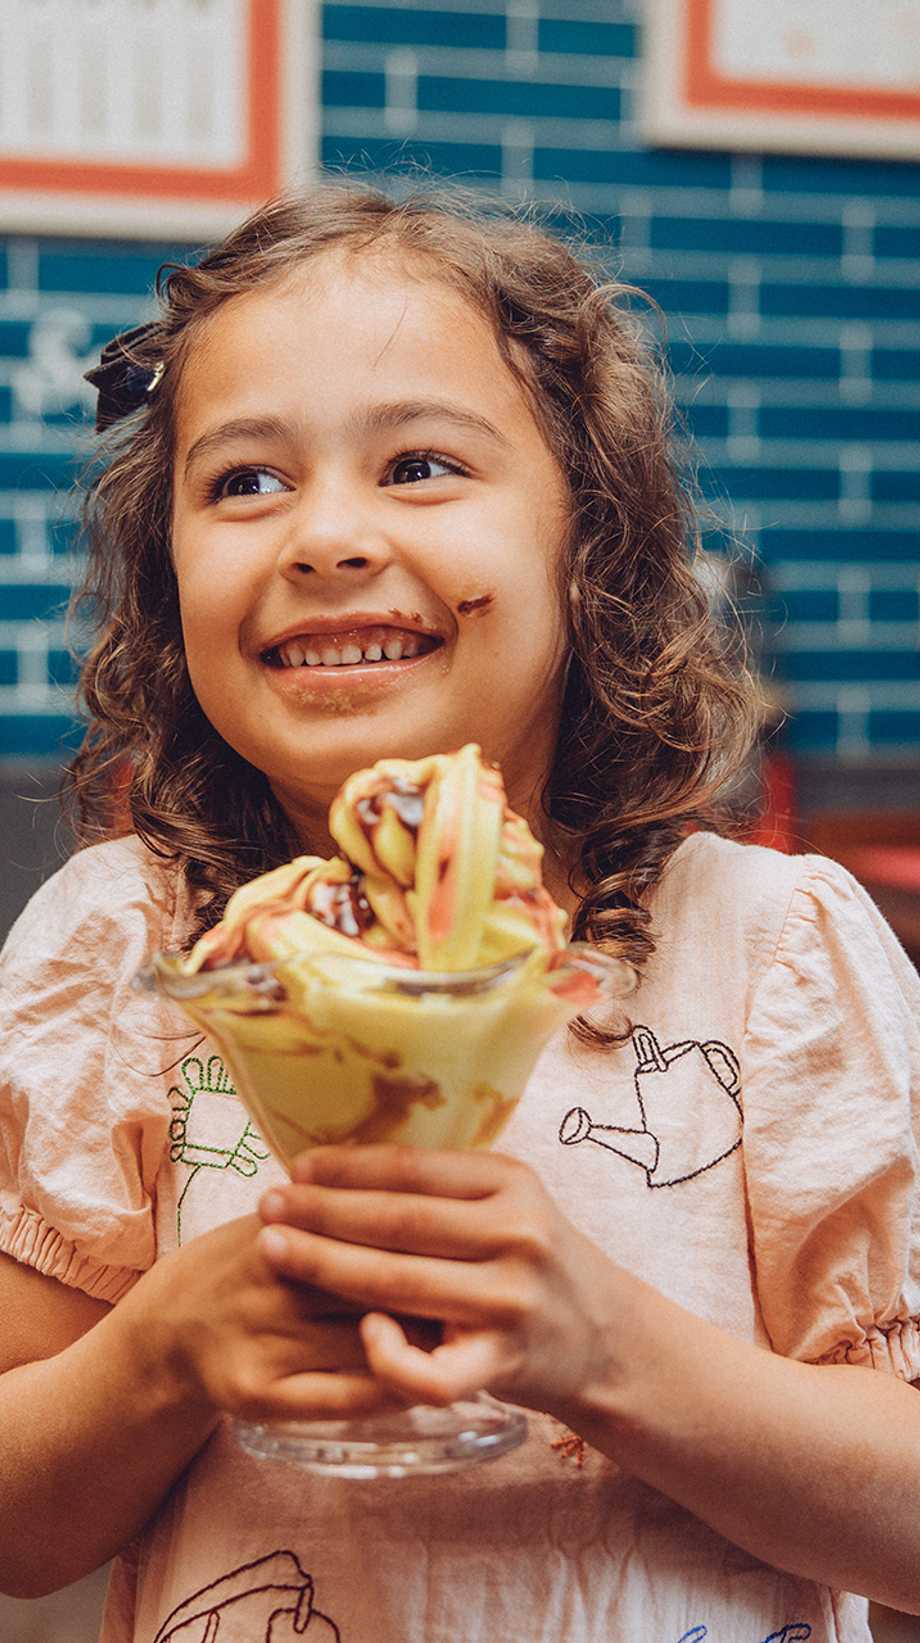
457, 594, 494, 617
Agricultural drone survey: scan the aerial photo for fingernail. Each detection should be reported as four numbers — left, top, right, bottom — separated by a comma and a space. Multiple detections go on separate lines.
291, 1155, 314, 1183
260, 1227, 289, 1260
261, 1190, 287, 1220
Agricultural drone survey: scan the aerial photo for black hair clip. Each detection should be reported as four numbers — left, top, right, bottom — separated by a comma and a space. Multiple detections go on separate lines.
84, 321, 165, 433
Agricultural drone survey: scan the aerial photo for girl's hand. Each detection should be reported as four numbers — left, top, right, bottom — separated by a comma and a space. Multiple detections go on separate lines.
131, 1212, 431, 1425
257, 1147, 625, 1418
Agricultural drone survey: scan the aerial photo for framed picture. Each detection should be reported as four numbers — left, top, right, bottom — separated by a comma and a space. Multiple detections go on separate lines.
643, 0, 920, 160
0, 0, 317, 238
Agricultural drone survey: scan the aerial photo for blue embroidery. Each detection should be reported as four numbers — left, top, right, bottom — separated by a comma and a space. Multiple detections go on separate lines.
677, 1627, 811, 1643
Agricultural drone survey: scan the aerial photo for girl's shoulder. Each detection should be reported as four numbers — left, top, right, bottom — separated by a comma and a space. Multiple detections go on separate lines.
656, 828, 812, 952
2, 833, 189, 969
653, 829, 917, 1005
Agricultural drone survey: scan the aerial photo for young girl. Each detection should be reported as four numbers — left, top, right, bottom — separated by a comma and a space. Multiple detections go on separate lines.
1, 181, 919, 1643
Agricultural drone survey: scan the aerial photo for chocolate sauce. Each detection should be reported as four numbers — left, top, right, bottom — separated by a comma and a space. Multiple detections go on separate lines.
355, 793, 382, 831
457, 594, 494, 616
355, 779, 425, 839
352, 1073, 446, 1144
386, 779, 425, 834
309, 874, 374, 938
472, 1083, 518, 1148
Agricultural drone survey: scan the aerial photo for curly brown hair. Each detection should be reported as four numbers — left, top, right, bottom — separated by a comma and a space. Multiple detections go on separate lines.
65, 179, 761, 1039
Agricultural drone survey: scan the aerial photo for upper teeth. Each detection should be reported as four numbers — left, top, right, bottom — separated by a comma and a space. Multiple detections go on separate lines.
276, 632, 425, 668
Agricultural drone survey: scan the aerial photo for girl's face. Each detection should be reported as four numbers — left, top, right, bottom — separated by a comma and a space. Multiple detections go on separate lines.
171, 249, 570, 836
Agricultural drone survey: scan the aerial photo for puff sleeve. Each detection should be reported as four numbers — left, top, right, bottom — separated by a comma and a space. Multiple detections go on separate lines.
743, 854, 920, 1380
0, 841, 177, 1303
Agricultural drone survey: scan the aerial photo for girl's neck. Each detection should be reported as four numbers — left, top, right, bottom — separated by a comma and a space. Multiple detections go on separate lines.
272, 780, 340, 860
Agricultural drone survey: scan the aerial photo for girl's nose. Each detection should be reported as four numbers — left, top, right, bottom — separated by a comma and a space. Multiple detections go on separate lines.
276, 488, 392, 581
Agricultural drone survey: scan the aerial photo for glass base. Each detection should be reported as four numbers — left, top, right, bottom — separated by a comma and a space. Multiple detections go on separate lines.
234, 1394, 527, 1478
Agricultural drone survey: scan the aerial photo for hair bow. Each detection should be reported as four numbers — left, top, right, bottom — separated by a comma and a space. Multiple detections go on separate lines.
84, 322, 165, 432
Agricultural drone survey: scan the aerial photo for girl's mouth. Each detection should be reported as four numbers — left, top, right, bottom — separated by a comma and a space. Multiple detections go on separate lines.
260, 624, 444, 673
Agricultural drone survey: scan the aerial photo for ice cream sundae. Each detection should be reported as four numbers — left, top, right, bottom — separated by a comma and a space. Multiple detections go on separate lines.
154, 745, 617, 1168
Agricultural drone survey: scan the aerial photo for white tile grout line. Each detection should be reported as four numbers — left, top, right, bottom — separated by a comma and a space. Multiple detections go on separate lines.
726, 383, 760, 462
17, 631, 49, 688
5, 240, 39, 293
324, 39, 631, 87
770, 561, 920, 588
726, 258, 760, 341
841, 201, 876, 285
500, 121, 534, 195
839, 323, 873, 403
504, 0, 540, 77
776, 623, 920, 650
0, 682, 69, 710
0, 620, 67, 645
794, 680, 919, 708
835, 565, 872, 645
836, 685, 872, 760
729, 154, 763, 216
384, 50, 419, 137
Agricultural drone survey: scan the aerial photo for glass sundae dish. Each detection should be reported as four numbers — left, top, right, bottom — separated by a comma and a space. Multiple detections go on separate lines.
149, 745, 634, 1476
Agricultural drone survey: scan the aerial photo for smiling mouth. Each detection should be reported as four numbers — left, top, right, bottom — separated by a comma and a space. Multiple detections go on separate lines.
261, 625, 444, 670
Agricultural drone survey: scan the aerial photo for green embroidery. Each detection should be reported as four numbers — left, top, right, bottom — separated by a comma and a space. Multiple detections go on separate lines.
168, 1054, 270, 1244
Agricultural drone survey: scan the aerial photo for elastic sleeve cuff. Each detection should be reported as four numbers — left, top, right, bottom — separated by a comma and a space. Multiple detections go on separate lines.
813, 1319, 920, 1382
0, 1205, 142, 1304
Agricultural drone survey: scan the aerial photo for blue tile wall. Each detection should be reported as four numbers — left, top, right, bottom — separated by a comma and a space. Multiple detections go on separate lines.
875, 224, 920, 260
873, 348, 920, 382
1, 0, 918, 766
537, 19, 637, 57
772, 589, 840, 626
323, 7, 507, 49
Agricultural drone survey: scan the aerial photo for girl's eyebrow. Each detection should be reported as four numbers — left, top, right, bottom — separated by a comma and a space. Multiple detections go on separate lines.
183, 415, 294, 478
354, 399, 511, 450
182, 399, 510, 478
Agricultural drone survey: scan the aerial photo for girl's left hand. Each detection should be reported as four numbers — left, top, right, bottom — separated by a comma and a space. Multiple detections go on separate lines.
257, 1146, 624, 1419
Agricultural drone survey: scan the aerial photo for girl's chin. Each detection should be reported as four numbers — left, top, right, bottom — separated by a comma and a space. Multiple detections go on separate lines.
259, 719, 470, 799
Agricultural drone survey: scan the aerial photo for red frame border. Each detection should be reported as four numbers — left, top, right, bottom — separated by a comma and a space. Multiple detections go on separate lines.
685, 0, 920, 121
0, 0, 281, 201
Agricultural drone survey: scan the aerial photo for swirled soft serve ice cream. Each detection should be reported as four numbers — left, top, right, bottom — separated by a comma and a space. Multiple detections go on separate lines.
158, 745, 603, 1166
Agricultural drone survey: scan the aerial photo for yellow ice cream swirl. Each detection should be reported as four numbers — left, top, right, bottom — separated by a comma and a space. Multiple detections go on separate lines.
184, 745, 566, 975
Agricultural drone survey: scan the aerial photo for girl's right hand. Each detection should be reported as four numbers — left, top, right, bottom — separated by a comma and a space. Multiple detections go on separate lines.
119, 1213, 412, 1424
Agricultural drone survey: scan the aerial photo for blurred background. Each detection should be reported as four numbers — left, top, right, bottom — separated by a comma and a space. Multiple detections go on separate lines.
0, 1, 917, 1638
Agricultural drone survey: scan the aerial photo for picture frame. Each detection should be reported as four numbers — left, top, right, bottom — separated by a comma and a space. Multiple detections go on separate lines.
0, 0, 317, 239
643, 0, 920, 161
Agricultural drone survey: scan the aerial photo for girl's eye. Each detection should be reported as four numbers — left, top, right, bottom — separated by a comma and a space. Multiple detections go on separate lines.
214, 467, 288, 499
386, 452, 459, 486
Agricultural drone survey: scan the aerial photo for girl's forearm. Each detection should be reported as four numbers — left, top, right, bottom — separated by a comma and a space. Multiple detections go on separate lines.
569, 1271, 920, 1612
0, 1294, 217, 1598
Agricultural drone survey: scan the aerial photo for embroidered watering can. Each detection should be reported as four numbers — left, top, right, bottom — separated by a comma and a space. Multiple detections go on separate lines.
152, 1549, 340, 1641
559, 1025, 742, 1189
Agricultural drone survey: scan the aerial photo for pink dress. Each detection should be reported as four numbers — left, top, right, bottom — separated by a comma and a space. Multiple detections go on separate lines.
2, 831, 919, 1643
